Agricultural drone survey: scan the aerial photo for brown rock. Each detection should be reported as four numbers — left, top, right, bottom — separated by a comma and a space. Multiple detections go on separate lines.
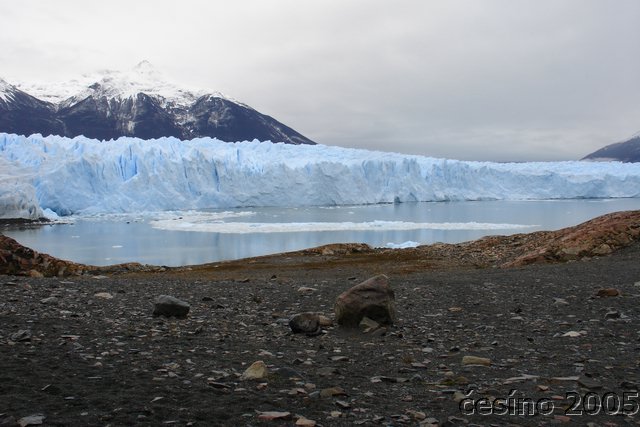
461, 356, 491, 366
320, 386, 347, 398
334, 275, 396, 327
596, 288, 620, 297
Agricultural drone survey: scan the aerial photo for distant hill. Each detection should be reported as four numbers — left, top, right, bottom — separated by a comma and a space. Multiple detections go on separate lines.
582, 133, 640, 163
0, 61, 315, 145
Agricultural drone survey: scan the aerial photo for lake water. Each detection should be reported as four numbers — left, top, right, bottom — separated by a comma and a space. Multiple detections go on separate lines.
5, 198, 640, 267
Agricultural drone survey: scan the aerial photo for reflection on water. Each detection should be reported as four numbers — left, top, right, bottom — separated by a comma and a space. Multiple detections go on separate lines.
5, 198, 640, 267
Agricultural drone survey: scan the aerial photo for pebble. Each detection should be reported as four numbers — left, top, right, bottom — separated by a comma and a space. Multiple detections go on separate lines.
295, 417, 316, 426
461, 356, 491, 366
93, 292, 113, 299
257, 411, 290, 421
319, 386, 347, 398
17, 415, 45, 426
10, 330, 32, 342
240, 361, 268, 380
595, 288, 621, 297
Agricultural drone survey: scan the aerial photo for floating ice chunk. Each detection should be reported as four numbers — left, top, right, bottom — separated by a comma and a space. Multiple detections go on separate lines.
385, 241, 420, 249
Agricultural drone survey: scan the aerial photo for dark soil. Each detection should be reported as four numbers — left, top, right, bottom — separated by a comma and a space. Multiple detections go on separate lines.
1, 240, 639, 426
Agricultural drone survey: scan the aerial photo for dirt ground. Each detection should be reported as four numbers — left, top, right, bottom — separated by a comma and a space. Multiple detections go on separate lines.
1, 228, 640, 426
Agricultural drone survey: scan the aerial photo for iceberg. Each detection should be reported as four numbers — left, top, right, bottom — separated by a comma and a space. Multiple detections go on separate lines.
1, 133, 640, 219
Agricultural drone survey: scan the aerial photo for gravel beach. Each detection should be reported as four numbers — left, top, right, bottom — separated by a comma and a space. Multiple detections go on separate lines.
1, 212, 640, 427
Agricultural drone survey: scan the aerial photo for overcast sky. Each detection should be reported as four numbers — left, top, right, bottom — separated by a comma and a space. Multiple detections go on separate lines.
1, 0, 638, 161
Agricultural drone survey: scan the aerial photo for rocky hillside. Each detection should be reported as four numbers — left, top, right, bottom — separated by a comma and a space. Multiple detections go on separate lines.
582, 133, 640, 162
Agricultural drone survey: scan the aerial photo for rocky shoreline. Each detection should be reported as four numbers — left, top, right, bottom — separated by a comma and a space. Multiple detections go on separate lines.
1, 210, 640, 426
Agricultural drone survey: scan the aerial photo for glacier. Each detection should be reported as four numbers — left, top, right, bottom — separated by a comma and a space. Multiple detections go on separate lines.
1, 132, 640, 219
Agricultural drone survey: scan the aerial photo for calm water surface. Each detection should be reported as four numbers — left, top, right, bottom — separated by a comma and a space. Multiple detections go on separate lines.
5, 198, 640, 266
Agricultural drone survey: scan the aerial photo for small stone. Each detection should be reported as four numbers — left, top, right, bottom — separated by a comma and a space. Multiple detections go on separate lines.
94, 292, 113, 299
289, 313, 320, 335
295, 417, 316, 426
320, 386, 347, 398
40, 296, 58, 304
596, 288, 620, 297
461, 356, 491, 366
10, 330, 32, 342
28, 270, 44, 278
578, 376, 603, 390
240, 361, 268, 380
297, 286, 317, 294
562, 331, 585, 338
152, 295, 190, 318
257, 411, 290, 421
17, 415, 45, 427
604, 310, 621, 319
335, 400, 351, 409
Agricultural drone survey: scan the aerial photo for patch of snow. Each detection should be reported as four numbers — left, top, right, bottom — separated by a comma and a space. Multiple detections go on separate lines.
11, 61, 238, 108
1, 133, 640, 218
0, 78, 16, 103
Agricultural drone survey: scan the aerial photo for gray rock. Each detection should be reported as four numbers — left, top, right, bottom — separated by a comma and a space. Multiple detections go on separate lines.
10, 330, 32, 342
152, 295, 190, 318
334, 274, 396, 327
289, 312, 320, 335
17, 415, 45, 427
578, 376, 603, 390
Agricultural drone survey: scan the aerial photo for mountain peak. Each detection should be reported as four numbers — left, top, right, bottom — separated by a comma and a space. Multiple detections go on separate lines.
134, 59, 154, 71
0, 64, 316, 145
0, 78, 17, 102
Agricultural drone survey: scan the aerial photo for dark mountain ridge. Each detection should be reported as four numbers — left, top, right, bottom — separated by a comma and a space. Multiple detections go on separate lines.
0, 63, 315, 144
582, 133, 640, 163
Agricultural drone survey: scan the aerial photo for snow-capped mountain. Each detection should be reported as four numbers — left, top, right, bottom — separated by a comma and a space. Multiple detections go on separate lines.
2, 133, 640, 219
0, 61, 315, 144
582, 132, 640, 163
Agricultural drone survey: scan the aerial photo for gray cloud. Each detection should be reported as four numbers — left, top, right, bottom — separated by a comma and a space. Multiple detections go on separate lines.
1, 0, 638, 161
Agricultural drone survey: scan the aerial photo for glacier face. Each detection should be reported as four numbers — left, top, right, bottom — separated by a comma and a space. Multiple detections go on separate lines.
1, 132, 640, 219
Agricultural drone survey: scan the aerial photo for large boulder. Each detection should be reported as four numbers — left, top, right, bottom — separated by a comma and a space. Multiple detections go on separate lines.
153, 295, 190, 318
334, 275, 396, 327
